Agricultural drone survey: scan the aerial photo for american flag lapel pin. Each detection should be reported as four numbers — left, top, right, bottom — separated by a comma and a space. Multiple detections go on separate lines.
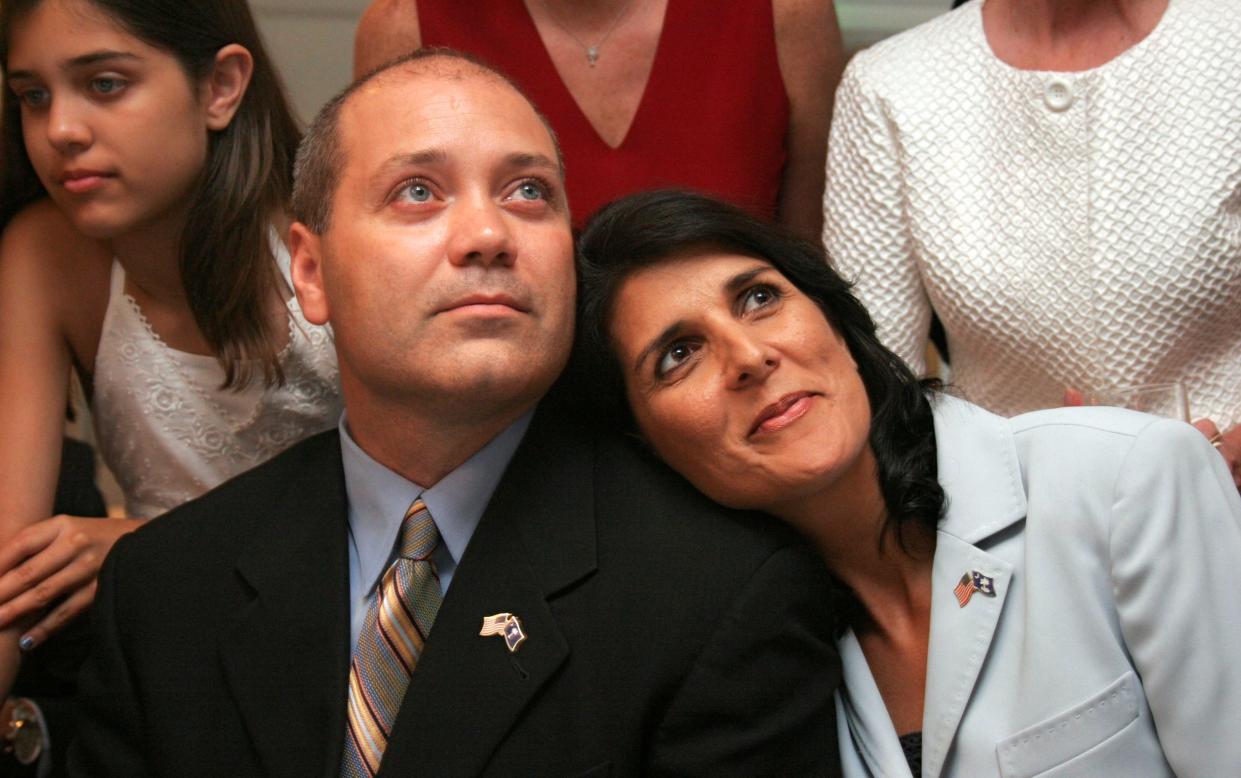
953, 570, 997, 608
480, 612, 527, 653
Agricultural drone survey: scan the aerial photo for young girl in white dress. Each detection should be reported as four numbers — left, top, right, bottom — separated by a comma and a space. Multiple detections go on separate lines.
0, 0, 341, 700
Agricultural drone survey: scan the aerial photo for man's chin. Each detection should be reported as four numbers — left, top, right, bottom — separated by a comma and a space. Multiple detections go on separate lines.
419, 349, 565, 407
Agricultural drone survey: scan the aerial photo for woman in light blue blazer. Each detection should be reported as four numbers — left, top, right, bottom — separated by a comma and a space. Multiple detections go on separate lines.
575, 191, 1241, 777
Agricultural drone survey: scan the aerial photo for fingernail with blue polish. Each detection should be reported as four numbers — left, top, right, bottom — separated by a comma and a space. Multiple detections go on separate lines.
18, 636, 35, 652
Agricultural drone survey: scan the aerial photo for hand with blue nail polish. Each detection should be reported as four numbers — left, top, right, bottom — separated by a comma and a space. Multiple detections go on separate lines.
0, 515, 144, 676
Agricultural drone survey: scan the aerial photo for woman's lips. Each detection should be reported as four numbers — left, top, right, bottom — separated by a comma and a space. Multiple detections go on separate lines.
749, 392, 817, 437
61, 171, 113, 194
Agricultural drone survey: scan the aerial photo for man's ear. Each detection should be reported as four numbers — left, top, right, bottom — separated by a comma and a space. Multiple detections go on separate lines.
288, 222, 330, 325
203, 44, 255, 131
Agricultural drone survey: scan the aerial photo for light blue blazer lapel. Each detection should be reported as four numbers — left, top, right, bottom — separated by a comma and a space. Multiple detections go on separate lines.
922, 536, 1012, 777
837, 630, 913, 777
921, 397, 1027, 778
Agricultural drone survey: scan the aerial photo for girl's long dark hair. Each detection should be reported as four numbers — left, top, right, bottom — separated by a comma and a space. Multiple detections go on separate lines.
1, 0, 300, 387
576, 190, 946, 547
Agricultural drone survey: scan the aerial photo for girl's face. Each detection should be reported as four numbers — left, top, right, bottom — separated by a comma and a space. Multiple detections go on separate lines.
607, 249, 874, 515
5, 0, 217, 239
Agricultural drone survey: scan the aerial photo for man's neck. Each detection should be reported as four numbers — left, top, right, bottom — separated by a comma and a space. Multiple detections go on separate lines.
344, 395, 536, 487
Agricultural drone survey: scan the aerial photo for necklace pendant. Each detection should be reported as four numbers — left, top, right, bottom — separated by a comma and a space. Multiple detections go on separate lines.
587, 47, 599, 66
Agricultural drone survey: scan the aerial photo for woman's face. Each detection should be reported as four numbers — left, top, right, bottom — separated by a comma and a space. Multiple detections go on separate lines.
5, 0, 215, 238
608, 249, 874, 513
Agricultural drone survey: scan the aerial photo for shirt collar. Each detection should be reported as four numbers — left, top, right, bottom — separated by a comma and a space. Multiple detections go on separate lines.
339, 410, 534, 593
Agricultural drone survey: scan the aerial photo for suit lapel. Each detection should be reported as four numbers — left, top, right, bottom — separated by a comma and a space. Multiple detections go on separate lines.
919, 397, 1026, 778
377, 408, 598, 776
921, 534, 1012, 778
220, 433, 353, 778
837, 631, 914, 777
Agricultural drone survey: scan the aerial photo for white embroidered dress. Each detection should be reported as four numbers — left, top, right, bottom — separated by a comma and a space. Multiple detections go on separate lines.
824, 0, 1241, 423
91, 244, 341, 518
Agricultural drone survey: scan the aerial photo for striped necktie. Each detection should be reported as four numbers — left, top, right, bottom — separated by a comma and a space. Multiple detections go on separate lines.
341, 498, 442, 777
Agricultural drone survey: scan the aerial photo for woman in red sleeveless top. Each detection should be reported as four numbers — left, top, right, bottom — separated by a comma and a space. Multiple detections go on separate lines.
354, 0, 843, 237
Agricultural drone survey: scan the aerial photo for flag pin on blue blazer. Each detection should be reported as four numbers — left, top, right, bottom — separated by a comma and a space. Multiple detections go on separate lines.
953, 570, 997, 607
480, 613, 527, 652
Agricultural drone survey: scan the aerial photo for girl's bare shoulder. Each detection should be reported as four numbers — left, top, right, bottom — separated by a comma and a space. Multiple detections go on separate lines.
1, 200, 113, 363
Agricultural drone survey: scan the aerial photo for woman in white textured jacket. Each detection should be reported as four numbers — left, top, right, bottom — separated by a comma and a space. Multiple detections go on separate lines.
822, 0, 1241, 487
577, 191, 1241, 777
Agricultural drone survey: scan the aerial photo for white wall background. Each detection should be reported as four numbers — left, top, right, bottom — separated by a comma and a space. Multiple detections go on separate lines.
252, 0, 371, 123
252, 0, 954, 124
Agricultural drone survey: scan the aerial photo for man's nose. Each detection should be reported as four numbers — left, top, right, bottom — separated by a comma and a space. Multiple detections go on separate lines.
447, 193, 515, 268
46, 95, 93, 154
722, 329, 778, 390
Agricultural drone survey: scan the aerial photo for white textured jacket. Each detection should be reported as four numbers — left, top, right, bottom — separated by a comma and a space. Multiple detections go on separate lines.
837, 396, 1241, 777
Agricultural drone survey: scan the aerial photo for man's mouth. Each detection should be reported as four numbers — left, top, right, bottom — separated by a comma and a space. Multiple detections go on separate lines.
437, 293, 530, 315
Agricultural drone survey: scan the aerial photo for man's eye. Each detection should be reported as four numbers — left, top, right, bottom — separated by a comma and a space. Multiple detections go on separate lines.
516, 180, 546, 201
656, 341, 698, 377
402, 183, 432, 203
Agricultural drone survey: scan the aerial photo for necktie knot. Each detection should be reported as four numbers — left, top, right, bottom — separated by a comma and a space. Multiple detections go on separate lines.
399, 498, 439, 561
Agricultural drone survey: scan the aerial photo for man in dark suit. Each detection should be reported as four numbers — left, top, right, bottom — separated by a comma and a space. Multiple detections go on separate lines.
69, 51, 841, 777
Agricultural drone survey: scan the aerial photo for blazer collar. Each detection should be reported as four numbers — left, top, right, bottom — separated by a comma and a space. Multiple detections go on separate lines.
932, 395, 1027, 544
377, 404, 598, 776
220, 431, 354, 778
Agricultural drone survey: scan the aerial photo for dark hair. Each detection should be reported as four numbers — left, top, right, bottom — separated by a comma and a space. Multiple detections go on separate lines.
576, 190, 945, 546
1, 0, 301, 388
293, 47, 564, 233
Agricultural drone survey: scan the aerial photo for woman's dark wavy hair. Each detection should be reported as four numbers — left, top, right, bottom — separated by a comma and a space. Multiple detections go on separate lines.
576, 190, 945, 546
1, 0, 300, 388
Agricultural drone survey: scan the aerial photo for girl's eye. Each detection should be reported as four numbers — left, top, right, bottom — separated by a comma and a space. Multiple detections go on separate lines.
16, 87, 50, 108
656, 340, 699, 378
90, 77, 126, 96
740, 284, 780, 314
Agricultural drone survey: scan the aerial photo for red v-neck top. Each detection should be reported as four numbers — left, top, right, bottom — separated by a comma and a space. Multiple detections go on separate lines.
418, 0, 790, 228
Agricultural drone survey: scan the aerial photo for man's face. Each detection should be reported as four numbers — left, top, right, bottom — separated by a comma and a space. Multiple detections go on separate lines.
292, 67, 575, 423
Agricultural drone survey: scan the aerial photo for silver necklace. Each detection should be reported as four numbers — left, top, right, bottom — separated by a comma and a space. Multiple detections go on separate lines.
538, 0, 639, 67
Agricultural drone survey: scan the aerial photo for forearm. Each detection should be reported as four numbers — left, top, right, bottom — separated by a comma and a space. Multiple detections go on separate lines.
0, 627, 22, 699
0, 215, 76, 539
353, 0, 422, 78
773, 0, 844, 242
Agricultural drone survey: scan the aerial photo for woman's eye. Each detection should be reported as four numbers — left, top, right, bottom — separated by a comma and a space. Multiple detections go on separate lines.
740, 284, 780, 314
656, 341, 698, 378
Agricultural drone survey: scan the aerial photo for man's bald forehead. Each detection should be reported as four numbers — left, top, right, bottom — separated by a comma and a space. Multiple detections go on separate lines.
363, 53, 508, 90
344, 54, 564, 177
348, 49, 537, 126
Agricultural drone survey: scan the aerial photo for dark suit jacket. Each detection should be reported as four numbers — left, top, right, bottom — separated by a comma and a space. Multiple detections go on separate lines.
69, 408, 841, 777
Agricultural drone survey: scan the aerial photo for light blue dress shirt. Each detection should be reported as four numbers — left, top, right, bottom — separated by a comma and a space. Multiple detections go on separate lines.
338, 411, 533, 652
